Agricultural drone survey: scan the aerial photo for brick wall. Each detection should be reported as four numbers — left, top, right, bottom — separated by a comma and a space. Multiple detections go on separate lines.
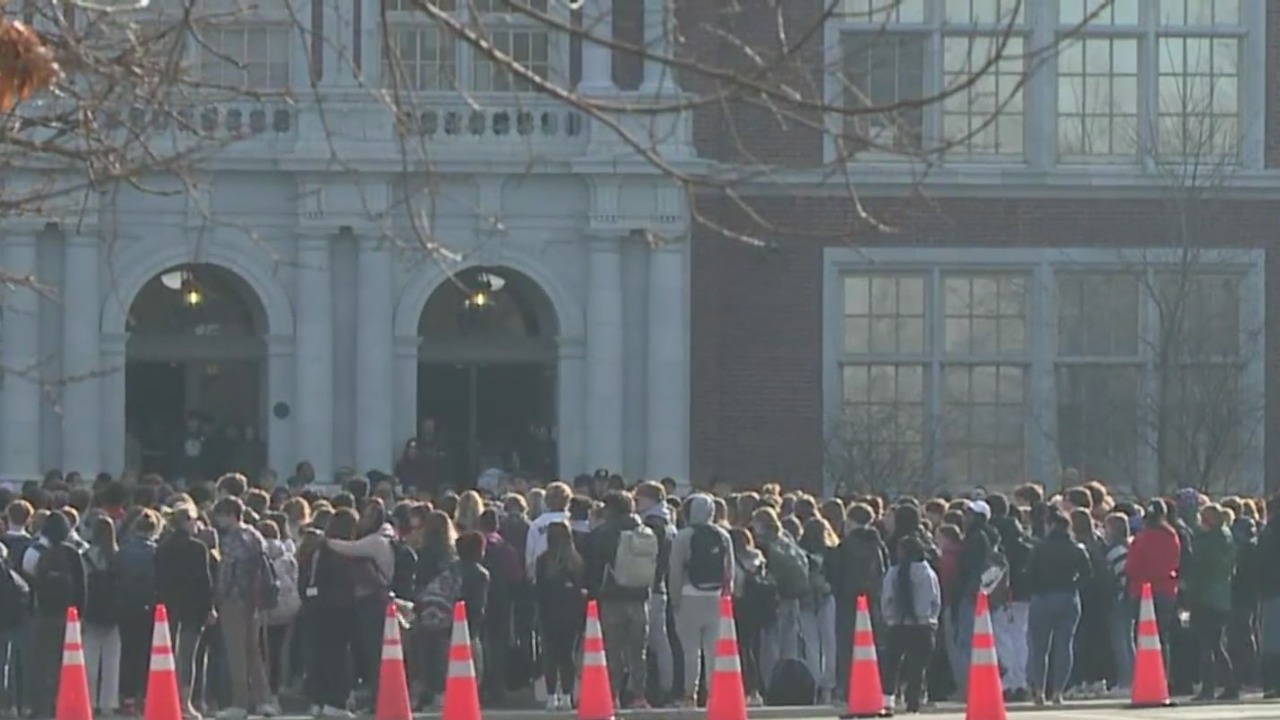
690, 195, 1280, 493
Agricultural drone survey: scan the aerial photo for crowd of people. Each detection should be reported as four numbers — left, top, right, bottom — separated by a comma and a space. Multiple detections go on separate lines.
0, 469, 1278, 720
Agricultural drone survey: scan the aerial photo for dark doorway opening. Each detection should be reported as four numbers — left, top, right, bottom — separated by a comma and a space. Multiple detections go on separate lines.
418, 362, 556, 489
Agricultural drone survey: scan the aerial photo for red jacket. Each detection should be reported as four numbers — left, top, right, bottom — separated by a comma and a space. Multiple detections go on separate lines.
1127, 525, 1181, 600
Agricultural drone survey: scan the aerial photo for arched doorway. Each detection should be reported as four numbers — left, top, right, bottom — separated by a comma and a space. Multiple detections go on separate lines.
418, 266, 558, 488
125, 264, 267, 483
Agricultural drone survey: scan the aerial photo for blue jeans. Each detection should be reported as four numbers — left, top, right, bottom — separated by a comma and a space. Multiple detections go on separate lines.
1110, 600, 1136, 689
1026, 591, 1081, 696
951, 596, 977, 694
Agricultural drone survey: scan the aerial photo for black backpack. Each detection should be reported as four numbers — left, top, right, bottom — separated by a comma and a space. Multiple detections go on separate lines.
686, 525, 727, 591
0, 560, 30, 630
32, 544, 75, 614
766, 658, 815, 706
738, 562, 780, 627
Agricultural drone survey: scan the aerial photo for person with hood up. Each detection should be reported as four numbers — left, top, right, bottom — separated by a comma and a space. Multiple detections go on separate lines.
1126, 500, 1181, 677
1024, 509, 1092, 706
1185, 503, 1237, 701
585, 491, 655, 708
669, 493, 735, 708
636, 481, 676, 706
325, 498, 396, 707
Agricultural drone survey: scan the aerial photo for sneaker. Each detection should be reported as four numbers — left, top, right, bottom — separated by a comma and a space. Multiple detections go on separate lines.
318, 707, 354, 720
308, 705, 322, 717
256, 702, 282, 718
626, 698, 651, 710
546, 694, 560, 711
214, 709, 248, 720
746, 693, 763, 707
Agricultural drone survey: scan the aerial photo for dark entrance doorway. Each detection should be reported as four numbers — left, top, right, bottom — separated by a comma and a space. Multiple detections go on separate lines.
418, 363, 556, 487
125, 264, 267, 482
417, 267, 559, 489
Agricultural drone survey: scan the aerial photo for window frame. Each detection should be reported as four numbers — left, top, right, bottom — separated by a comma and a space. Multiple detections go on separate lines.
823, 246, 1265, 497
380, 0, 570, 96
196, 23, 296, 93
822, 0, 1266, 169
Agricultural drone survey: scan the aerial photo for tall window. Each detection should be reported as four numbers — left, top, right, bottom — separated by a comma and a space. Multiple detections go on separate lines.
199, 25, 292, 90
383, 0, 559, 93
1058, 0, 1243, 160
833, 0, 1028, 158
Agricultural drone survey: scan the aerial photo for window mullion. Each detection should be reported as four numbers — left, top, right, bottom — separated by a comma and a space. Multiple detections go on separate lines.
457, 5, 473, 91
927, 267, 944, 489
1136, 266, 1159, 496
1138, 0, 1158, 169
1028, 261, 1058, 490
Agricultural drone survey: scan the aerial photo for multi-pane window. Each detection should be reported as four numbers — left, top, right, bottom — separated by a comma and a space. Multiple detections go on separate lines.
829, 0, 1257, 164
830, 252, 1260, 495
383, 0, 559, 93
1058, 0, 1245, 160
199, 25, 292, 90
834, 0, 1027, 158
1055, 274, 1141, 485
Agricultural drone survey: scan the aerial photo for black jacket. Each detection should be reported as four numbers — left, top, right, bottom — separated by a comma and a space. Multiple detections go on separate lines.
839, 526, 887, 600
991, 516, 1034, 601
955, 522, 998, 605
1026, 530, 1093, 596
155, 531, 214, 624
585, 514, 651, 603
1257, 521, 1280, 599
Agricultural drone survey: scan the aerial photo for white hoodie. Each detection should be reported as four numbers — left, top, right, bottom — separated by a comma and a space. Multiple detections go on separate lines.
524, 510, 569, 577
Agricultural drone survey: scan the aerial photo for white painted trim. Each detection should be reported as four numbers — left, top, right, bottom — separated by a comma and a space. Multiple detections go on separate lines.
100, 233, 296, 336
822, 246, 1266, 495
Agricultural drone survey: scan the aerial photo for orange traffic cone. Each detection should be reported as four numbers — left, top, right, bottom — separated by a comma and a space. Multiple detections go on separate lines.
143, 605, 181, 720
843, 594, 888, 718
441, 602, 481, 720
55, 607, 92, 720
965, 592, 1006, 720
706, 596, 746, 720
577, 600, 615, 720
1131, 583, 1173, 708
375, 601, 413, 720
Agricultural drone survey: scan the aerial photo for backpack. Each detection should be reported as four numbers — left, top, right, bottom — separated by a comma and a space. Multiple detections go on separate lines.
842, 534, 886, 598
390, 539, 418, 601
32, 544, 75, 614
262, 549, 300, 625
686, 526, 727, 591
82, 552, 120, 625
0, 562, 30, 631
610, 524, 659, 589
417, 560, 462, 632
767, 536, 811, 599
252, 545, 282, 612
765, 658, 815, 706
738, 561, 779, 627
114, 542, 157, 614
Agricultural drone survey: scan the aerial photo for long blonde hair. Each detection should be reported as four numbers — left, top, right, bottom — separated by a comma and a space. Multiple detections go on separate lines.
455, 490, 484, 531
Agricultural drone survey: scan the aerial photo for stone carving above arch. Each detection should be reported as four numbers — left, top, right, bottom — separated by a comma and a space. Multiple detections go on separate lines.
100, 233, 296, 337
393, 243, 584, 342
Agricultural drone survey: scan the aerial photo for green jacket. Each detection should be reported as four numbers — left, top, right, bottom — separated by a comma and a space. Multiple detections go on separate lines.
1186, 526, 1235, 611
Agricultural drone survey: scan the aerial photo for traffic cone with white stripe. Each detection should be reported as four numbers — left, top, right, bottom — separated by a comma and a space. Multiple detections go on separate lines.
55, 607, 92, 720
1130, 583, 1172, 708
706, 595, 746, 720
964, 592, 1005, 720
577, 600, 615, 720
142, 605, 181, 720
843, 594, 889, 718
441, 602, 481, 720
375, 601, 413, 720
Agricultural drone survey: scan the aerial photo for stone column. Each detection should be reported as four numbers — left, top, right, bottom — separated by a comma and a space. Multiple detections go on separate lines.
61, 233, 103, 475
394, 335, 420, 455
355, 237, 394, 473
578, 0, 615, 95
266, 334, 296, 477
294, 232, 335, 482
638, 0, 674, 94
1, 231, 42, 481
644, 243, 686, 481
556, 336, 586, 480
585, 233, 625, 472
100, 333, 127, 477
